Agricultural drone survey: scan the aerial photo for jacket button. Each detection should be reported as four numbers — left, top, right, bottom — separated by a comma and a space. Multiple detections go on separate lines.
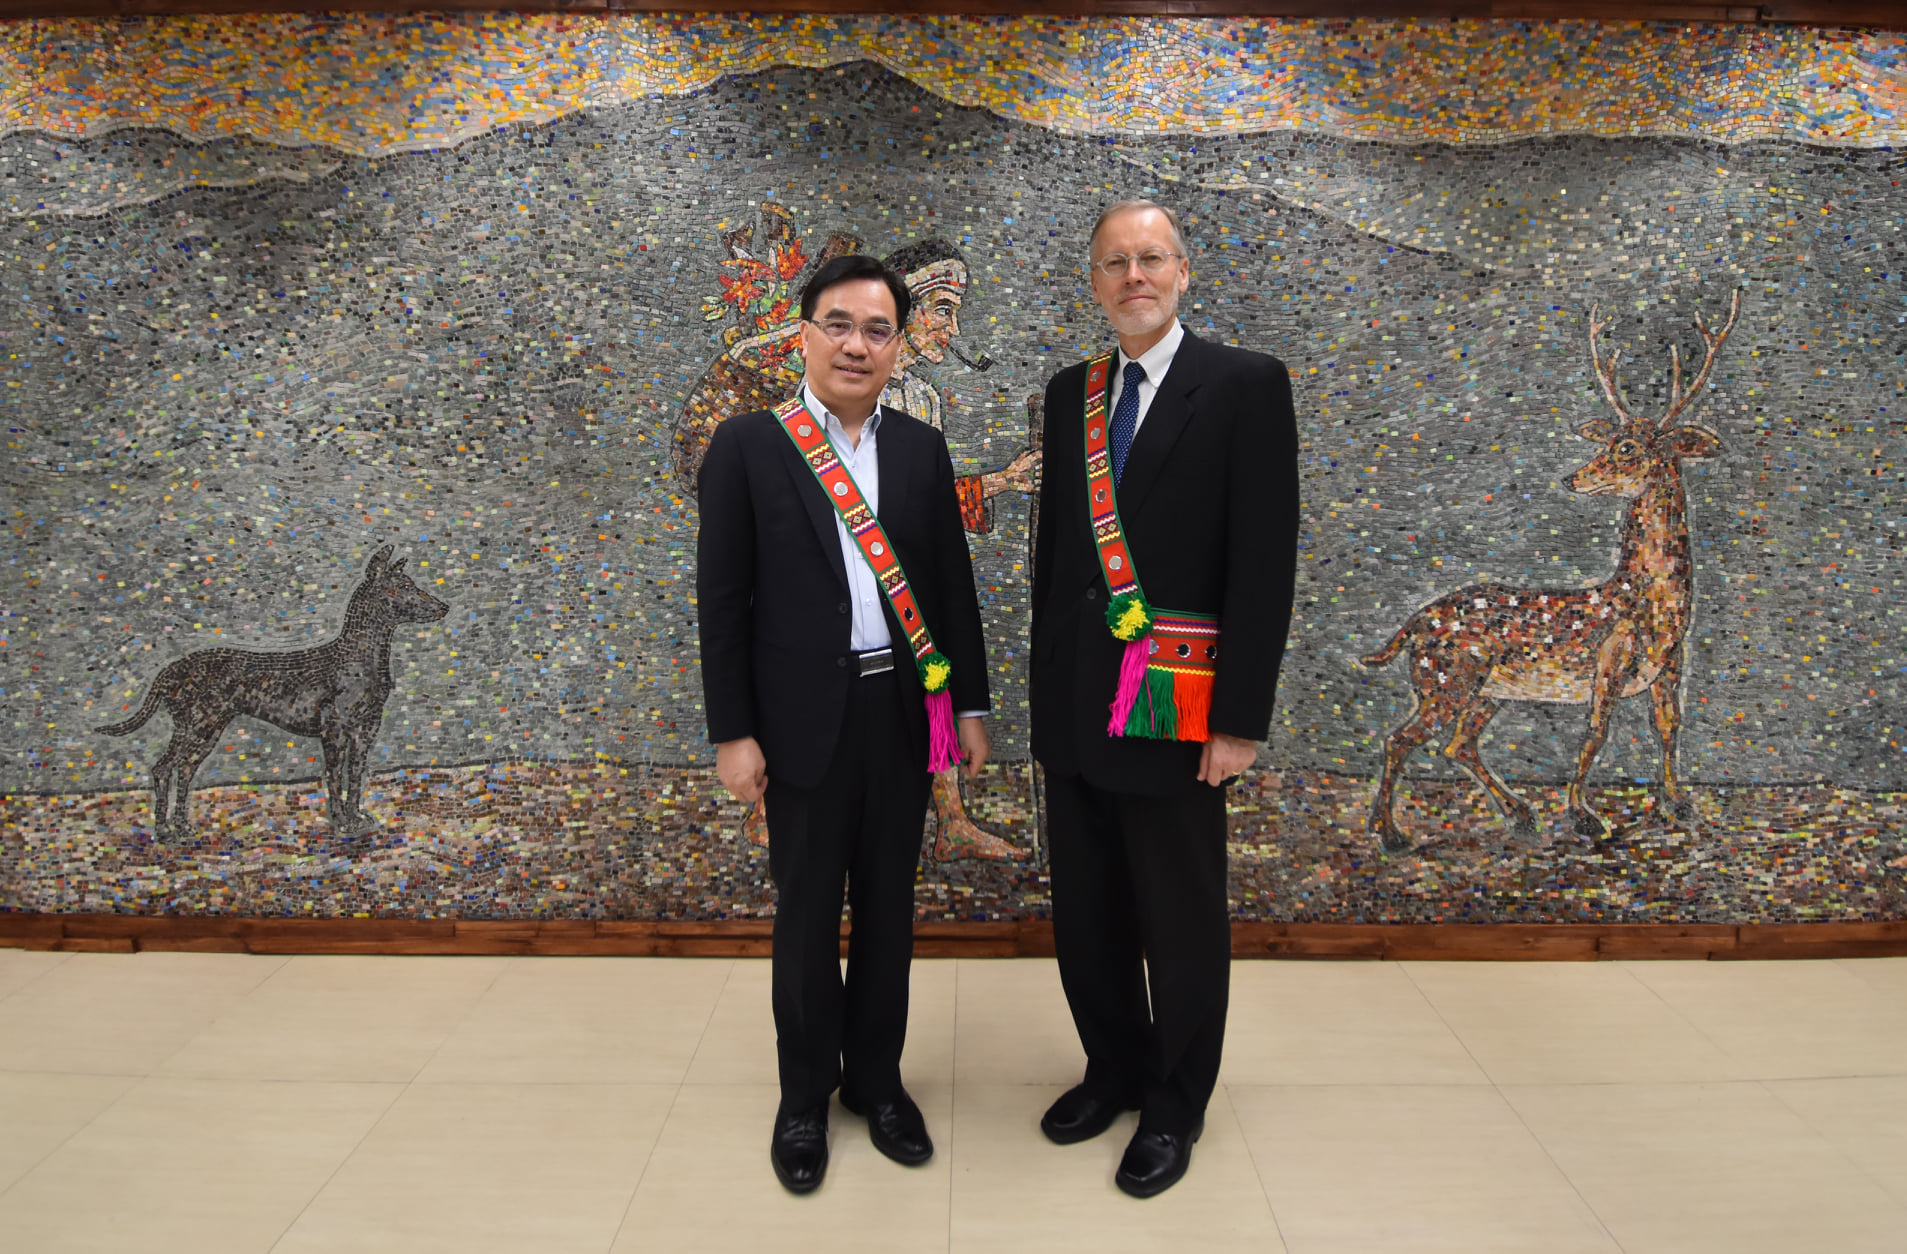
838, 602, 850, 615
1085, 587, 1098, 601
837, 656, 848, 669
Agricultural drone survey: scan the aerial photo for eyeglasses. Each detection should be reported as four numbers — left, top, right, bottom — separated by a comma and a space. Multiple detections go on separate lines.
808, 317, 899, 349
1089, 249, 1182, 279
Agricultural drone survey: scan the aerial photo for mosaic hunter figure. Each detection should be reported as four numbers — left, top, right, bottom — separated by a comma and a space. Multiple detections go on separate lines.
696, 255, 992, 1194
677, 216, 1029, 860
1029, 202, 1299, 1198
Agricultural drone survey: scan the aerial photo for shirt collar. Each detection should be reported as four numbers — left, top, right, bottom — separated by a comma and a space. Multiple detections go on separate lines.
1116, 318, 1185, 388
802, 381, 882, 443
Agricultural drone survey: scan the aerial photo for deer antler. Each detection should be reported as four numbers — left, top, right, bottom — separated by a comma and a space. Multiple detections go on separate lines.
1659, 287, 1743, 430
1586, 304, 1638, 427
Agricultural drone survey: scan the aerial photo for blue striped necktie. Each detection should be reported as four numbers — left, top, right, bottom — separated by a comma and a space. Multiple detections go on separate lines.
1109, 359, 1147, 485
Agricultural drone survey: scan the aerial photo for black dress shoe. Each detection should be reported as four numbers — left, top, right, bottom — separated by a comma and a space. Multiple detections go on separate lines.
840, 1088, 933, 1166
1040, 1084, 1140, 1146
770, 1105, 830, 1194
1114, 1119, 1203, 1199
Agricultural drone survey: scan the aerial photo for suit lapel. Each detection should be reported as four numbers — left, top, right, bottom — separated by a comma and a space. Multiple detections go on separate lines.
873, 411, 913, 541
772, 408, 851, 595
1115, 329, 1206, 519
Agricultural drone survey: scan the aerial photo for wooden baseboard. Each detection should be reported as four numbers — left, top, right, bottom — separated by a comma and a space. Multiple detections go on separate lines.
4, 914, 1905, 960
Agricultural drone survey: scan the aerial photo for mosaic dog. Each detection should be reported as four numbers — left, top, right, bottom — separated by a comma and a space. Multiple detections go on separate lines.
1360, 292, 1742, 853
97, 546, 448, 840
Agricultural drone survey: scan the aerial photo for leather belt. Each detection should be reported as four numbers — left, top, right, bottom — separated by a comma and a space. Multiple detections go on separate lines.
853, 647, 895, 678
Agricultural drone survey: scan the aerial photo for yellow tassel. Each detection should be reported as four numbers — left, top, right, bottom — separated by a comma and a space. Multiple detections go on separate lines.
1112, 600, 1150, 642
922, 656, 952, 693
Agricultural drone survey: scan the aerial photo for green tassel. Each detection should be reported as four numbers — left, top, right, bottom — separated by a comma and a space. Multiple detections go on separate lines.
1146, 667, 1178, 740
1123, 665, 1179, 739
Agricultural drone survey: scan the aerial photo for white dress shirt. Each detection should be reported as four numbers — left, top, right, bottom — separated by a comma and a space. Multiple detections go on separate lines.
804, 383, 891, 653
1107, 317, 1185, 441
802, 383, 986, 721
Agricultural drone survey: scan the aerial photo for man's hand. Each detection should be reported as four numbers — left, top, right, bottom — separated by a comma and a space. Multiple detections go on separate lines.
1198, 732, 1257, 787
958, 716, 990, 779
716, 736, 768, 804
981, 448, 1041, 497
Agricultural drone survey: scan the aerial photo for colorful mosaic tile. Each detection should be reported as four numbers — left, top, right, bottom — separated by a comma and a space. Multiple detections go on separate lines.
0, 16, 1901, 154
0, 20, 1902, 924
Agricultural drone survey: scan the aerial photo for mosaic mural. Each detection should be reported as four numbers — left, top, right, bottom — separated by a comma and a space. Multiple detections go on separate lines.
1, 16, 1903, 925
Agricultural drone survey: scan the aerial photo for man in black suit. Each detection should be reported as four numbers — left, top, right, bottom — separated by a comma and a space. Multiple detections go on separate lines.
697, 254, 992, 1194
1030, 201, 1299, 1197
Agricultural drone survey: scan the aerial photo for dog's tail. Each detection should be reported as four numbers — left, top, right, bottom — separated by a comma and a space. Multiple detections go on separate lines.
1358, 625, 1410, 669
96, 687, 162, 736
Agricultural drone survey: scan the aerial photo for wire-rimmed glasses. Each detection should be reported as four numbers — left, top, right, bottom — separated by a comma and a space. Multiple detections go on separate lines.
1089, 249, 1182, 279
808, 317, 900, 349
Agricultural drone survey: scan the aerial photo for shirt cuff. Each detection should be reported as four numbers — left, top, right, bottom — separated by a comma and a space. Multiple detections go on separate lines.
955, 710, 988, 720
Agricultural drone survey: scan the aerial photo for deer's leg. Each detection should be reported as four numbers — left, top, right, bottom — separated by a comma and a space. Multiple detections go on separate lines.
1567, 641, 1636, 839
1649, 655, 1695, 827
1370, 670, 1472, 855
1442, 697, 1537, 837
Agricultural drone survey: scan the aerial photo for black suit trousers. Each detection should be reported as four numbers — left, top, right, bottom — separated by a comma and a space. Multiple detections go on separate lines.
763, 670, 929, 1114
1045, 769, 1230, 1136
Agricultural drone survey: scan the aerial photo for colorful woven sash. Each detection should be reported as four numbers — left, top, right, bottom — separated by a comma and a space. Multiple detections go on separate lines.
774, 396, 962, 772
1082, 353, 1219, 742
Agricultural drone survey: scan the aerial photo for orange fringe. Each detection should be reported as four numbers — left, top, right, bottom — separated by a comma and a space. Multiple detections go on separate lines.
1171, 668, 1213, 743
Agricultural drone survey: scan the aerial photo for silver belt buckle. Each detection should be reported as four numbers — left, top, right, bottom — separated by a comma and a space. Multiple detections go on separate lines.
856, 648, 895, 677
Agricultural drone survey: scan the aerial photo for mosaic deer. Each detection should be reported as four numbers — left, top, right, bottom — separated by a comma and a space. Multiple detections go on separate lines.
1359, 290, 1742, 853
97, 546, 448, 841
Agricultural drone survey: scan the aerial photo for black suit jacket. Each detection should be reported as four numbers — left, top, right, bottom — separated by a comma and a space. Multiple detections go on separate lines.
1030, 330, 1300, 796
697, 404, 990, 789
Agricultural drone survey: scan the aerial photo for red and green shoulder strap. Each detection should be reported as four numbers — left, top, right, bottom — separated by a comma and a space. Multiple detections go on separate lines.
1081, 352, 1219, 743
773, 395, 962, 771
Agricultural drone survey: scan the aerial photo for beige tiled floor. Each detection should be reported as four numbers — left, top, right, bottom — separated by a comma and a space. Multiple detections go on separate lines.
1, 951, 1905, 1252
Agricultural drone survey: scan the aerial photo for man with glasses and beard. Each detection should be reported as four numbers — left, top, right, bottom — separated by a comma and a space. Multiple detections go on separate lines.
1029, 201, 1299, 1197
697, 254, 992, 1194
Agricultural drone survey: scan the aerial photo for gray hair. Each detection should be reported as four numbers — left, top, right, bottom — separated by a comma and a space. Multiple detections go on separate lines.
1088, 199, 1188, 259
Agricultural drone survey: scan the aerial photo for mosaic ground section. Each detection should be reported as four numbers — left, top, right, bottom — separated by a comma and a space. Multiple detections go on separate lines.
2, 17, 1903, 152
3, 763, 1901, 924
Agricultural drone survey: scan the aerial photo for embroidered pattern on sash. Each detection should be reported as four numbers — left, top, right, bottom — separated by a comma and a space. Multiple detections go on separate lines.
1080, 353, 1219, 743
774, 396, 962, 770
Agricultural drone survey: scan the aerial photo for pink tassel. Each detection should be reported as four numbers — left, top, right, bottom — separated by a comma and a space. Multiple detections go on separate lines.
1106, 637, 1150, 737
925, 688, 962, 773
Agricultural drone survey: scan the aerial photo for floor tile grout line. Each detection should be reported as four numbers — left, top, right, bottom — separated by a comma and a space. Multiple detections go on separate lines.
674, 956, 740, 1087
403, 954, 517, 1084
604, 957, 734, 1254
262, 954, 512, 1251
602, 1077, 687, 1254
1397, 961, 1630, 1254
1755, 1076, 1907, 1217
1489, 1083, 1631, 1254
0, 1072, 144, 1207
0, 950, 75, 1010
263, 1080, 409, 1253
946, 957, 959, 1254
143, 951, 294, 1079
1611, 959, 1747, 1070
1221, 1082, 1294, 1254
